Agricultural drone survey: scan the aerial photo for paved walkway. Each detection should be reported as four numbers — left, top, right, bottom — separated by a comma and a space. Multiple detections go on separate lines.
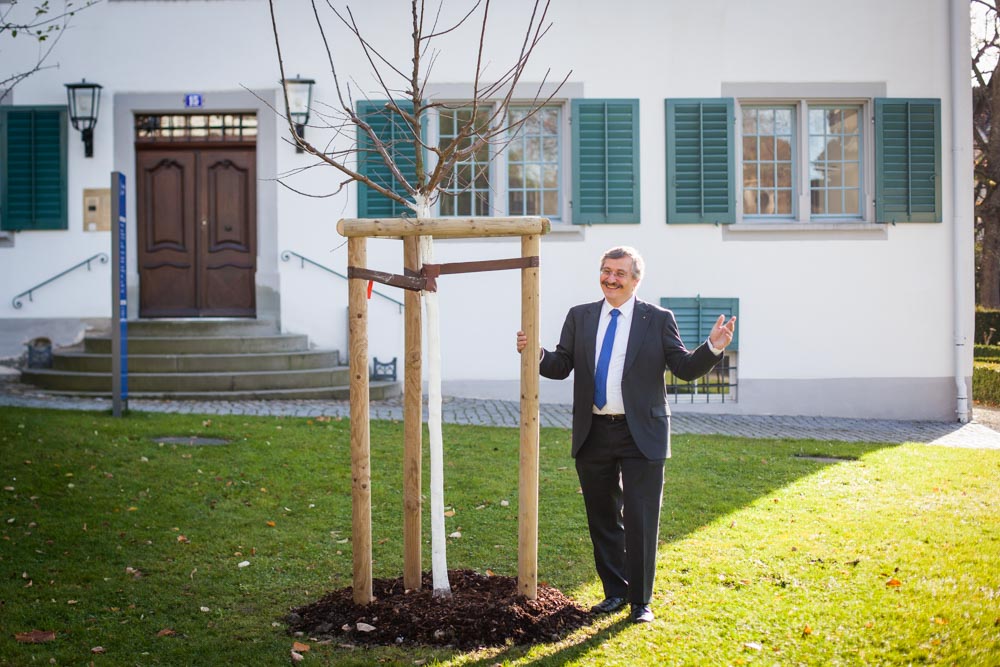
2, 374, 999, 449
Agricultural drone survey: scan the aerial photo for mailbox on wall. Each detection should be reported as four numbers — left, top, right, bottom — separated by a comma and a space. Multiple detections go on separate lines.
83, 188, 111, 232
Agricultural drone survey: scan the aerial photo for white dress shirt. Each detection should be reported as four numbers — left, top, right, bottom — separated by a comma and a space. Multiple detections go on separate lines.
593, 296, 635, 415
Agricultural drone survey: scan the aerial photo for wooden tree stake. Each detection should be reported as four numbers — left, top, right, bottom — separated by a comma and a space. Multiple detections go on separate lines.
402, 236, 423, 590
348, 236, 373, 605
518, 233, 541, 598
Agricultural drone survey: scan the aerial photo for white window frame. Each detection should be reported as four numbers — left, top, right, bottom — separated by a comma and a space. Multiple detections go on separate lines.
425, 101, 571, 222
421, 82, 581, 225
735, 98, 874, 225
722, 82, 886, 232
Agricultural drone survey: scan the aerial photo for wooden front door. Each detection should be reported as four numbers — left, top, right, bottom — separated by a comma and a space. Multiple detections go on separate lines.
136, 146, 257, 317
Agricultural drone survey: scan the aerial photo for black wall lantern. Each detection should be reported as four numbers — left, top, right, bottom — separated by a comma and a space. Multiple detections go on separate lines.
282, 76, 314, 153
64, 80, 103, 158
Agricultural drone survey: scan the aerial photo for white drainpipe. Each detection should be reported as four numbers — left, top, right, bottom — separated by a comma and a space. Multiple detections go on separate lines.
950, 0, 973, 423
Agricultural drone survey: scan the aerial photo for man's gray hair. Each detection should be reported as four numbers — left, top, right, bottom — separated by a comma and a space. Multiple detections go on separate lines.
601, 246, 644, 281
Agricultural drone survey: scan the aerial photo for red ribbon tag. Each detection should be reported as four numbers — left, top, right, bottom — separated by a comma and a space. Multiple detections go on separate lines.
367, 280, 373, 299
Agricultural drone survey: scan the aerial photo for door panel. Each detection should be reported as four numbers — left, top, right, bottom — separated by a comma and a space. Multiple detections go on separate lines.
137, 151, 197, 317
136, 145, 256, 317
199, 150, 256, 316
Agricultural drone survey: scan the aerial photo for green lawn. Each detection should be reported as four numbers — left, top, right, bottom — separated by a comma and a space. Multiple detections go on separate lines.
0, 407, 997, 666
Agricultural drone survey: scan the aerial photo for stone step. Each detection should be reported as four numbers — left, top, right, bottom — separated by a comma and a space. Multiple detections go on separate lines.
52, 349, 340, 373
20, 318, 400, 401
83, 334, 310, 355
38, 382, 400, 401
120, 319, 280, 338
21, 367, 353, 393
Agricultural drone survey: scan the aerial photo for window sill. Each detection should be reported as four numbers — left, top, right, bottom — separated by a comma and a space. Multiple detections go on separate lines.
546, 222, 585, 238
729, 222, 884, 232
723, 222, 889, 240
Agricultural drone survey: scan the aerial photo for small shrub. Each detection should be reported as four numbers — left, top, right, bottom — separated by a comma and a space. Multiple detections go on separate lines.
973, 360, 1000, 406
975, 307, 1000, 345
974, 344, 1000, 360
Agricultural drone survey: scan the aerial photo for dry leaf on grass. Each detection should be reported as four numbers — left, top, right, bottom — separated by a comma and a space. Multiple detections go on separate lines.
292, 641, 310, 652
15, 630, 56, 643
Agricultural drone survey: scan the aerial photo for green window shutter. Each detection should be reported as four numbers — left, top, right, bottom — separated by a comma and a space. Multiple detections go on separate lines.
571, 99, 640, 224
665, 98, 735, 224
1, 106, 68, 231
356, 101, 418, 218
874, 98, 941, 223
660, 296, 739, 350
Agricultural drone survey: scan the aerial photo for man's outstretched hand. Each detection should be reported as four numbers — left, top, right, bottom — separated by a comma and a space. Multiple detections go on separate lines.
708, 315, 736, 351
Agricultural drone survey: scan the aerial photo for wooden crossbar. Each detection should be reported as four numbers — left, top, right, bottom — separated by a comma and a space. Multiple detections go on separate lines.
337, 216, 549, 238
349, 256, 539, 292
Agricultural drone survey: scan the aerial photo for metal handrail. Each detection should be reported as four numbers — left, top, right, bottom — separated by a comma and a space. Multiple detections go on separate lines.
280, 250, 405, 312
11, 253, 109, 309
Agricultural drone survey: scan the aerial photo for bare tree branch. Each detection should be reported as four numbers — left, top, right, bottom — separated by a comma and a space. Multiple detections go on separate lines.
269, 0, 416, 210
1, 0, 101, 104
270, 0, 569, 217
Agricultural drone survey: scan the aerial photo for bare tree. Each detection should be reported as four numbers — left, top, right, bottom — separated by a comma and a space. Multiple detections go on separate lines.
269, 0, 567, 598
974, 0, 1000, 307
0, 0, 99, 104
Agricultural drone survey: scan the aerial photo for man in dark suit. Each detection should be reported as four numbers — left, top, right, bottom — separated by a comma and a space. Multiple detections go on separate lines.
516, 246, 735, 623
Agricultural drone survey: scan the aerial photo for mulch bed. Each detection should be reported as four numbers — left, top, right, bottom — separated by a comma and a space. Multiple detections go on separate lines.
286, 569, 591, 649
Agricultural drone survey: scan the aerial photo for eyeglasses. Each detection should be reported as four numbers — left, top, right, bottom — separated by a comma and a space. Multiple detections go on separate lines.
600, 267, 631, 280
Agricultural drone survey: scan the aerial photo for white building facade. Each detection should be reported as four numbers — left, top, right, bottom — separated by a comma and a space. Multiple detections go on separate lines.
0, 0, 975, 420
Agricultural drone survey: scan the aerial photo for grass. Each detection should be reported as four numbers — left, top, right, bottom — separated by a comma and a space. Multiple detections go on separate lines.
0, 407, 998, 666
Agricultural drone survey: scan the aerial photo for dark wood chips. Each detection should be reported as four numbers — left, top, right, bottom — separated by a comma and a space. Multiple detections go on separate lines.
286, 569, 590, 649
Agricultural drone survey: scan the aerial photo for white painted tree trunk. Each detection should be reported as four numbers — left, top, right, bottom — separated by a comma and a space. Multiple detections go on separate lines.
416, 197, 451, 597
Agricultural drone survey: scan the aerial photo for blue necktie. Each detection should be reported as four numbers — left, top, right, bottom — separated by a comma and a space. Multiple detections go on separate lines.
594, 308, 620, 409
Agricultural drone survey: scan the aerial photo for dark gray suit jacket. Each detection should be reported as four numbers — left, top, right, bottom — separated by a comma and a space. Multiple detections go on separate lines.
539, 298, 722, 460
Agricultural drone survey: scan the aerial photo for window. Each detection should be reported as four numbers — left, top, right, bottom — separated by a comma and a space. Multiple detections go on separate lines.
741, 106, 795, 218
741, 103, 862, 221
661, 296, 739, 403
432, 103, 565, 220
0, 106, 68, 231
437, 106, 491, 216
665, 96, 941, 225
357, 98, 640, 224
809, 106, 862, 218
507, 106, 561, 219
134, 113, 257, 143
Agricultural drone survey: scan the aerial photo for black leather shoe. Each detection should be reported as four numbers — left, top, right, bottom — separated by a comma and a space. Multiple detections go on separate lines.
630, 604, 654, 623
590, 596, 627, 614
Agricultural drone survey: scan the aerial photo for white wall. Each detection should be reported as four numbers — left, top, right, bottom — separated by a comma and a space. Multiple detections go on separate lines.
0, 0, 973, 418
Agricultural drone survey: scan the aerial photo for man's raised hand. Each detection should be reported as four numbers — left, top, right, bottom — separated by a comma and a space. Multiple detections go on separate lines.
708, 314, 736, 351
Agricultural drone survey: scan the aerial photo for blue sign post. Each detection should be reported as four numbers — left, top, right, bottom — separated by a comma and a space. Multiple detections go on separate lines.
111, 172, 128, 416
